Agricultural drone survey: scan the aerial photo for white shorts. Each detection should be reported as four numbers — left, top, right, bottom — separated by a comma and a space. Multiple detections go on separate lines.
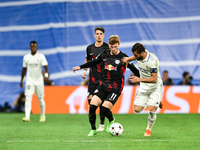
25, 81, 44, 98
134, 85, 163, 107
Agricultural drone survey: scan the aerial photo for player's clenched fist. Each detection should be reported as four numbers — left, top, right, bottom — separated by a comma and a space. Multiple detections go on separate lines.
72, 66, 81, 72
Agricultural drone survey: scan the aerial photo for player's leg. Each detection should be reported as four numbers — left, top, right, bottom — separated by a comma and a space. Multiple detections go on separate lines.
88, 84, 105, 131
35, 84, 45, 122
144, 87, 162, 136
23, 82, 34, 121
134, 87, 149, 113
97, 103, 105, 131
88, 93, 104, 136
102, 92, 120, 133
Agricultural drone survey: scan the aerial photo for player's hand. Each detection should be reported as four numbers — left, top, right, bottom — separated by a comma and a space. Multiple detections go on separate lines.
82, 72, 86, 79
72, 66, 81, 72
20, 82, 23, 88
129, 75, 140, 83
44, 77, 48, 82
121, 57, 129, 66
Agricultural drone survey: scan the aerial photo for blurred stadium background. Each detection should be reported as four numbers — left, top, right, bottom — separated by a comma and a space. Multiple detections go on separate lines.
0, 0, 200, 108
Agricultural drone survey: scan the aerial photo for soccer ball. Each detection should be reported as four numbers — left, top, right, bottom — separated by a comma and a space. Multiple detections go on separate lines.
109, 122, 124, 136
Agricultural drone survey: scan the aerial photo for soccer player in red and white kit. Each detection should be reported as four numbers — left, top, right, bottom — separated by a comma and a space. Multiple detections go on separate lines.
20, 41, 49, 122
73, 35, 140, 136
82, 27, 109, 131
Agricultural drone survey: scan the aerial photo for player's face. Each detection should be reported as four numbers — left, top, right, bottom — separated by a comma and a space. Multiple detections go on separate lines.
133, 51, 143, 60
94, 30, 104, 43
30, 43, 38, 55
109, 43, 120, 55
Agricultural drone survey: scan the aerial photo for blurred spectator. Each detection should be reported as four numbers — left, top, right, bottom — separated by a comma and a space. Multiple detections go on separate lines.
162, 70, 174, 85
13, 91, 25, 112
80, 77, 89, 85
126, 73, 140, 85
0, 104, 4, 112
4, 102, 12, 112
178, 71, 193, 85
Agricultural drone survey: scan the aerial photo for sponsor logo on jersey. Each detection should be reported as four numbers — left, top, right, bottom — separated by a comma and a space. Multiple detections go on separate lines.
105, 64, 117, 71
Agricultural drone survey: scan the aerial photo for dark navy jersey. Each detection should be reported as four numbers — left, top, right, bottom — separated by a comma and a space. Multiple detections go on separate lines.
80, 50, 139, 93
86, 42, 109, 84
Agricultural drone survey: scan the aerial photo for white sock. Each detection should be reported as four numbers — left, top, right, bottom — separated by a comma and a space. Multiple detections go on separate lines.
146, 111, 156, 130
25, 95, 32, 119
38, 97, 45, 117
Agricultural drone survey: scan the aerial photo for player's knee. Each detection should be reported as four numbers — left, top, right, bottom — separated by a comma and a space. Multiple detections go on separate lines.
101, 106, 110, 115
134, 106, 143, 113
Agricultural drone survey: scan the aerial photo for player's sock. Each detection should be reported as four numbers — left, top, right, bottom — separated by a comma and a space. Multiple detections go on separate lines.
101, 106, 114, 122
99, 105, 105, 125
89, 104, 98, 130
101, 106, 115, 133
38, 97, 45, 117
25, 95, 32, 119
146, 111, 156, 130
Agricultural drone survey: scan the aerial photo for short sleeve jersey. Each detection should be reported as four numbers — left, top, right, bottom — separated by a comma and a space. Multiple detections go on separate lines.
136, 50, 163, 89
86, 42, 109, 84
23, 52, 48, 85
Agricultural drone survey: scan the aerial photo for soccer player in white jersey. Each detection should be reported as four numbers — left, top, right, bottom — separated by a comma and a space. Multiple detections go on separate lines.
20, 41, 49, 122
122, 43, 163, 136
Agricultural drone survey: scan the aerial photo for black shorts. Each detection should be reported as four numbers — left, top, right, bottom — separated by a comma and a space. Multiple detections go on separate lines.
88, 83, 99, 97
93, 85, 121, 105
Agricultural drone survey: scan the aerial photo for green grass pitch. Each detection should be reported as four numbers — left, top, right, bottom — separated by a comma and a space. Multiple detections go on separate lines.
1, 113, 200, 150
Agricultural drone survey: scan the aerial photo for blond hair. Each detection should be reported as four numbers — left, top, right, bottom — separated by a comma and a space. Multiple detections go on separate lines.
109, 35, 120, 45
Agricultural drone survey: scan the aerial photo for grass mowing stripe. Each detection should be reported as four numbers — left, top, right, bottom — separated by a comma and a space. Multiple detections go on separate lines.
1, 113, 200, 150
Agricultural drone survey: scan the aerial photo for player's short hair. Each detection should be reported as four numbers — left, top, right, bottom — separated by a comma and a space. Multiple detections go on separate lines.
132, 43, 145, 54
95, 27, 105, 33
183, 71, 189, 78
109, 35, 120, 45
163, 70, 168, 74
30, 41, 37, 46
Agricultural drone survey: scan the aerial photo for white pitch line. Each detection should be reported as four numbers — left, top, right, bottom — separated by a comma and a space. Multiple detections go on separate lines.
5, 139, 198, 143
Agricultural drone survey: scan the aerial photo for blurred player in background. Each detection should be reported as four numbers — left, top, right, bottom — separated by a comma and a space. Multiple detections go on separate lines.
122, 43, 163, 136
73, 35, 140, 136
20, 41, 49, 122
82, 27, 109, 131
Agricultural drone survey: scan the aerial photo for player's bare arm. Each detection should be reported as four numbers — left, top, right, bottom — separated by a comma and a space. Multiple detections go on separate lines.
20, 67, 27, 88
129, 73, 157, 83
43, 65, 49, 82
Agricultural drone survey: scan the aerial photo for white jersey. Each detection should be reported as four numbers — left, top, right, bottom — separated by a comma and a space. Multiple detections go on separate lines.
23, 52, 48, 85
136, 50, 163, 89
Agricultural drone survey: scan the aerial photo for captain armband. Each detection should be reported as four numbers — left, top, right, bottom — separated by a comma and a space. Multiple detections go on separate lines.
150, 68, 157, 73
